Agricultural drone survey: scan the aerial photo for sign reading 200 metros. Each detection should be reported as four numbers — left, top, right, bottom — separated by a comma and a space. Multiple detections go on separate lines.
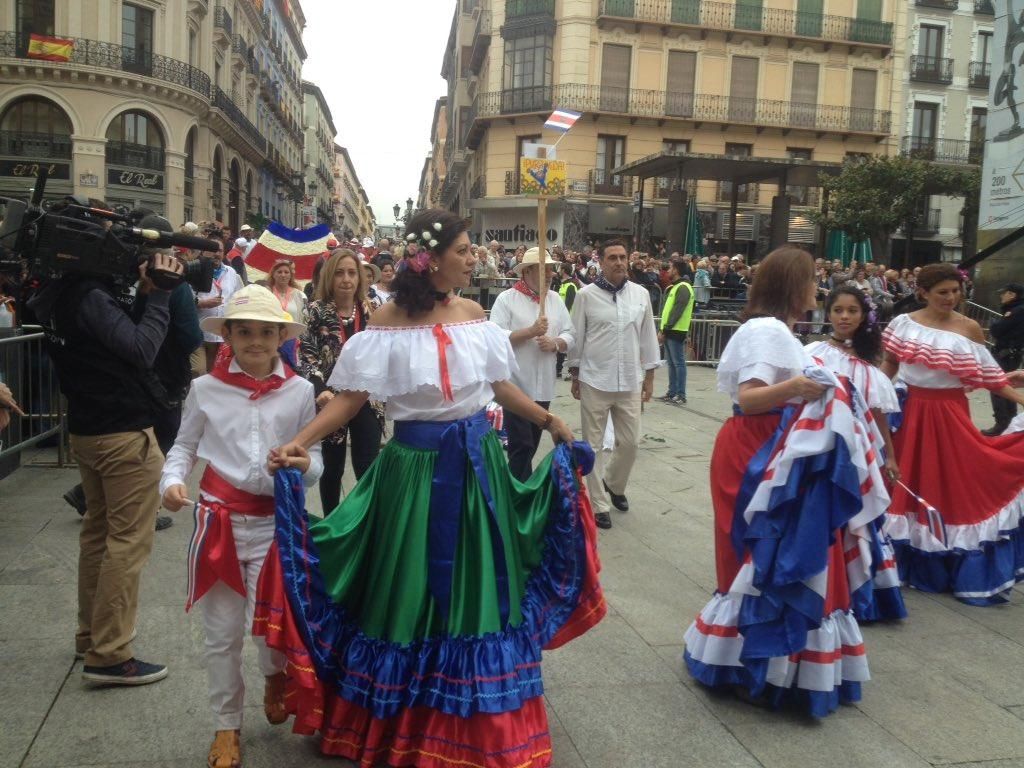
980, 0, 1024, 234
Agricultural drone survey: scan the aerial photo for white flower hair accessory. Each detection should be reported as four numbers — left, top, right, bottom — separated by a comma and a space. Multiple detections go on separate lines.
404, 219, 448, 253
433, 222, 442, 232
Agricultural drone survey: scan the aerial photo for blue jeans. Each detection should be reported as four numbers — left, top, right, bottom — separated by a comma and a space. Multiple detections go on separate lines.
664, 335, 687, 397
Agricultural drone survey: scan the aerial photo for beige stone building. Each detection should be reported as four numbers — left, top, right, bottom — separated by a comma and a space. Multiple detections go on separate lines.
427, 0, 900, 254
0, 0, 310, 231
333, 143, 374, 239
417, 97, 448, 210
891, 0, 993, 265
301, 81, 337, 227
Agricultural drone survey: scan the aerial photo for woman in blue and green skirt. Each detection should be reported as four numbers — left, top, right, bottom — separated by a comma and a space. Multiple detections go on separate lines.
258, 209, 606, 768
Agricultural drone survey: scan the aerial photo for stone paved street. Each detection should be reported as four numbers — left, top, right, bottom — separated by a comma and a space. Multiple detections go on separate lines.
2, 366, 1023, 768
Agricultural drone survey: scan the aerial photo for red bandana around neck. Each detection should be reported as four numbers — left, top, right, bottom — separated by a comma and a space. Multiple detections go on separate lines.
513, 280, 541, 304
209, 346, 294, 400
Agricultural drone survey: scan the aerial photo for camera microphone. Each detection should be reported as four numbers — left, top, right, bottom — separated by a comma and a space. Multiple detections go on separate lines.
132, 228, 221, 253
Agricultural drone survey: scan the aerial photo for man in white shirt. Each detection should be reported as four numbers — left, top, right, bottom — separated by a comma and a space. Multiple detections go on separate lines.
197, 245, 244, 372
568, 239, 660, 529
490, 247, 574, 481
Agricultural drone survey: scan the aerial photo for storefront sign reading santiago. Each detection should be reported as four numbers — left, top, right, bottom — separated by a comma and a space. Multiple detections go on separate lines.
107, 168, 165, 191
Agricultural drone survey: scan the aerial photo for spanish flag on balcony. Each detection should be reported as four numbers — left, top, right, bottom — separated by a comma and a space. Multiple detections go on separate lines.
27, 33, 74, 62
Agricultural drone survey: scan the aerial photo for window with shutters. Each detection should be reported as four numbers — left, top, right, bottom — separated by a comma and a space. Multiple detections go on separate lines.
719, 143, 753, 203
15, 0, 54, 55
735, 0, 763, 31
658, 140, 692, 198
729, 57, 759, 123
796, 0, 823, 38
666, 51, 696, 117
510, 134, 541, 194
849, 68, 877, 131
501, 33, 553, 113
601, 44, 632, 112
122, 3, 155, 76
790, 62, 819, 128
911, 102, 938, 156
850, 0, 884, 44
595, 135, 626, 195
969, 107, 986, 160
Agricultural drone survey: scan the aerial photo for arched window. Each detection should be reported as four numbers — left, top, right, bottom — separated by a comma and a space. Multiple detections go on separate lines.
105, 110, 164, 170
212, 147, 224, 214
184, 128, 196, 199
0, 96, 72, 158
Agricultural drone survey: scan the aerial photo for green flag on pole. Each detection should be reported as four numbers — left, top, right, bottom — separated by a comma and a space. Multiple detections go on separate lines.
683, 197, 704, 256
826, 230, 852, 267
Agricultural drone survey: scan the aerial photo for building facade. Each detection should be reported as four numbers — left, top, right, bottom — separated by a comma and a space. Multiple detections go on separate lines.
427, 0, 901, 254
302, 81, 337, 227
893, 0, 992, 264
418, 97, 448, 211
332, 143, 374, 239
0, 0, 308, 231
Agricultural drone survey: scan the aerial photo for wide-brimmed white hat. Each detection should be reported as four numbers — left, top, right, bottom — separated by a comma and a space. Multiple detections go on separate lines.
513, 247, 553, 275
360, 259, 382, 283
199, 284, 306, 340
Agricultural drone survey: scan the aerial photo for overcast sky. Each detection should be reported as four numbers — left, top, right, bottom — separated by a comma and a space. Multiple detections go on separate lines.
300, 0, 452, 232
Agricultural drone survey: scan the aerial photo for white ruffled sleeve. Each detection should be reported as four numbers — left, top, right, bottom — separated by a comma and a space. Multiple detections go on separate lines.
865, 367, 901, 413
717, 317, 808, 399
883, 313, 1008, 390
326, 320, 519, 400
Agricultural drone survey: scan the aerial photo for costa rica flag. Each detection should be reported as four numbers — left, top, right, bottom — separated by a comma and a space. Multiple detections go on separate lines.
245, 222, 331, 281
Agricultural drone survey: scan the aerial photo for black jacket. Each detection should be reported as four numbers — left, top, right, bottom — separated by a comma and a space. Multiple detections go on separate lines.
990, 298, 1024, 354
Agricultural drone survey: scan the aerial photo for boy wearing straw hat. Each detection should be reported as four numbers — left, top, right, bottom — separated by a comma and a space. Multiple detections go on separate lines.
160, 284, 323, 768
490, 246, 574, 481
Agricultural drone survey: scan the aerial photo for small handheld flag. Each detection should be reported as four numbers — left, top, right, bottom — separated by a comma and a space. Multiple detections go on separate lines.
544, 109, 582, 133
245, 222, 331, 281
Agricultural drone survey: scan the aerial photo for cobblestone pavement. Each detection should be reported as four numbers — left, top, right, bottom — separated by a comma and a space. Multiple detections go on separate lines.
2, 366, 1023, 768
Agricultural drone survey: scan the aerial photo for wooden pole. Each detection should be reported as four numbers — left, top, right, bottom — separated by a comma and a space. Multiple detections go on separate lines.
538, 195, 548, 319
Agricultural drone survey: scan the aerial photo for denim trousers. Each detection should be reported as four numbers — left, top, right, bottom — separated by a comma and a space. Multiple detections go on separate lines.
664, 336, 688, 397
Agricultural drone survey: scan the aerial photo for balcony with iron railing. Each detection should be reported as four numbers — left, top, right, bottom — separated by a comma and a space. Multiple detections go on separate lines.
909, 55, 954, 84
0, 130, 72, 159
211, 86, 267, 153
901, 136, 982, 164
589, 168, 634, 197
505, 0, 555, 18
974, 0, 994, 12
915, 0, 958, 8
232, 34, 248, 60
0, 31, 211, 99
466, 83, 891, 149
214, 6, 233, 40
105, 141, 165, 171
597, 0, 893, 48
969, 61, 991, 90
469, 9, 492, 74
470, 175, 486, 200
905, 208, 942, 234
653, 177, 698, 200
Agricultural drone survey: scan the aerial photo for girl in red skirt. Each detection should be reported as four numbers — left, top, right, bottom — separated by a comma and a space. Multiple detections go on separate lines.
882, 262, 1024, 605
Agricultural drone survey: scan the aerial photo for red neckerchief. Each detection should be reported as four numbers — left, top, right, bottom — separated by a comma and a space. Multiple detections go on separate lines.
209, 347, 293, 400
513, 280, 540, 304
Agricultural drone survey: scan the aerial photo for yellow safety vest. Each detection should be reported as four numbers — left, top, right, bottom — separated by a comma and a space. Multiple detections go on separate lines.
559, 281, 577, 305
660, 281, 695, 333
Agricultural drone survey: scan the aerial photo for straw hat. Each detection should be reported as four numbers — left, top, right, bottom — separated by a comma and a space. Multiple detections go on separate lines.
513, 247, 553, 275
199, 284, 306, 340
360, 260, 382, 283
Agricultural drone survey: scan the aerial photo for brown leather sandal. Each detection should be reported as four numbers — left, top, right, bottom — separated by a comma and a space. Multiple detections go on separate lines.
264, 672, 288, 725
207, 730, 241, 768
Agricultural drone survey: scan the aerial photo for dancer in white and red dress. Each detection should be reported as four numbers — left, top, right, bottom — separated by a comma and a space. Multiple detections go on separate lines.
881, 263, 1024, 605
683, 247, 891, 717
806, 285, 907, 622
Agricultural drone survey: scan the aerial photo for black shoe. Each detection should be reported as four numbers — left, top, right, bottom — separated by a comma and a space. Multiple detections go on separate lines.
672, 395, 687, 405
63, 484, 87, 517
658, 393, 674, 402
604, 481, 629, 512
594, 512, 612, 529
82, 658, 168, 687
981, 424, 1008, 437
155, 515, 174, 531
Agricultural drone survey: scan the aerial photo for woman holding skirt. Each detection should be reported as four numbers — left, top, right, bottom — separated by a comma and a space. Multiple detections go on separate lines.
882, 262, 1024, 605
684, 247, 891, 717
258, 209, 605, 767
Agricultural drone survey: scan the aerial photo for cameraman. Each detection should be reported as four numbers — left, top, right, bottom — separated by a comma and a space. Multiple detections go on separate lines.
28, 251, 183, 687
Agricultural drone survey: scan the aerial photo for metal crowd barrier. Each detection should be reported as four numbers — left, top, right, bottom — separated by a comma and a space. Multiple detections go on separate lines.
686, 316, 742, 364
0, 326, 66, 464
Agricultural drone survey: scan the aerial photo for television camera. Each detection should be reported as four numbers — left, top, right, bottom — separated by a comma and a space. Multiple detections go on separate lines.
0, 168, 220, 292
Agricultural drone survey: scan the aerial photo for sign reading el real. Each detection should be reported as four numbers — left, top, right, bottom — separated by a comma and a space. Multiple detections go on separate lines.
107, 168, 165, 190
0, 160, 71, 180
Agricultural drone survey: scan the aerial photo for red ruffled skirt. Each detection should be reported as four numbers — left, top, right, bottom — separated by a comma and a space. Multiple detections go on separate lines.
885, 386, 1024, 604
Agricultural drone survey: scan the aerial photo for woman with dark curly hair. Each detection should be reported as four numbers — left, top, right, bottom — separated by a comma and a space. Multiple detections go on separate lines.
805, 285, 906, 621
255, 208, 605, 767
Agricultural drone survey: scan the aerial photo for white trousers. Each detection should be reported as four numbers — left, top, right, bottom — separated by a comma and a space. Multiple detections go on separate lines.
200, 513, 285, 731
579, 382, 642, 515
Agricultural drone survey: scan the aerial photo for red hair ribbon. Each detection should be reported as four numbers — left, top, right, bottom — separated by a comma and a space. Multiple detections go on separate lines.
433, 324, 455, 402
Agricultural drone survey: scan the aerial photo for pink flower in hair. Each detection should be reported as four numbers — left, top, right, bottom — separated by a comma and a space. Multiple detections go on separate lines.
408, 250, 432, 273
